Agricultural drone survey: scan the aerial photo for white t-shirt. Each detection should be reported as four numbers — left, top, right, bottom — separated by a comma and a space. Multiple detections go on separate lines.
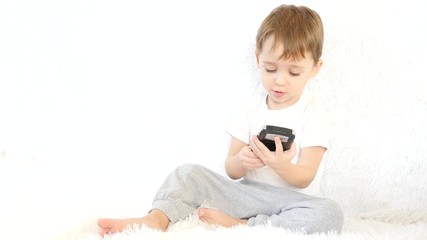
225, 90, 330, 196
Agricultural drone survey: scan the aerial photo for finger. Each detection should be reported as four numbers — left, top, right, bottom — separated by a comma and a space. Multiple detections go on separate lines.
250, 136, 259, 151
246, 146, 259, 158
252, 135, 271, 159
243, 160, 264, 169
249, 135, 257, 150
252, 135, 267, 151
274, 136, 284, 152
250, 136, 264, 157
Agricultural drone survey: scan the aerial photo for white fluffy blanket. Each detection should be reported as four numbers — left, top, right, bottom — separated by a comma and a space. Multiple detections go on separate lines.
65, 211, 427, 240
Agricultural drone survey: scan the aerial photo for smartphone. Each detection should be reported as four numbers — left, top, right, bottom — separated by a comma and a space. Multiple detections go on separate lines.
257, 125, 295, 151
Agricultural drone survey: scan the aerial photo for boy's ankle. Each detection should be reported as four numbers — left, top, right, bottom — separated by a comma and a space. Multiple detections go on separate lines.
148, 209, 170, 231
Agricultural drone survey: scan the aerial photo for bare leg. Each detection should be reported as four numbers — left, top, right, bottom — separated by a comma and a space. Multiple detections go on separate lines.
97, 209, 170, 236
198, 208, 247, 227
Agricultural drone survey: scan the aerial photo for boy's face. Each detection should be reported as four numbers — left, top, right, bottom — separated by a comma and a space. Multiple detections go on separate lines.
256, 36, 322, 110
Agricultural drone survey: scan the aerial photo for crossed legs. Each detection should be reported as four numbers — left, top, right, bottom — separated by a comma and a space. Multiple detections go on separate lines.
97, 164, 343, 236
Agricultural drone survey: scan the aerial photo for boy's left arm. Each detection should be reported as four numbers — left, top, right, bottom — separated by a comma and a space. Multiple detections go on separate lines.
279, 146, 325, 188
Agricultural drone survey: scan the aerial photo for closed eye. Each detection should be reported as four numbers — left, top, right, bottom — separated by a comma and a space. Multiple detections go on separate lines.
290, 72, 300, 77
265, 68, 276, 73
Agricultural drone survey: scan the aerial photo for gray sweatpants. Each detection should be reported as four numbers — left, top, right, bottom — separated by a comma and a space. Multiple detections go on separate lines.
152, 164, 344, 234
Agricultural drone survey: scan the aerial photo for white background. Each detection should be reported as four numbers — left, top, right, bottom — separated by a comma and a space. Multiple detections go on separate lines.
1, 0, 426, 239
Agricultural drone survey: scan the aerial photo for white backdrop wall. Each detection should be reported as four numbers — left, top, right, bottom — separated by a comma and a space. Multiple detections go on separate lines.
1, 1, 426, 239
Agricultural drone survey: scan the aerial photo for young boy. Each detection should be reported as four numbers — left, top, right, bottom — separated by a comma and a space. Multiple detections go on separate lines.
98, 4, 344, 235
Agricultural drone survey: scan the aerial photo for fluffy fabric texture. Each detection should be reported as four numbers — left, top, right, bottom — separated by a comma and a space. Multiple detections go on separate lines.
64, 212, 427, 240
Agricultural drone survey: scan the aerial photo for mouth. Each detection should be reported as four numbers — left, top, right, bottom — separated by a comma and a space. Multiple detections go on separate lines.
272, 90, 286, 97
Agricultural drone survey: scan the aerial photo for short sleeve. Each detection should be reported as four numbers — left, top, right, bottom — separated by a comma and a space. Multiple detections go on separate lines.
224, 95, 264, 144
300, 98, 331, 149
224, 107, 251, 144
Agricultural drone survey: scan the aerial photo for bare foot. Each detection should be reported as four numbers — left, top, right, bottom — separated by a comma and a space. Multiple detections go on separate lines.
198, 208, 247, 227
97, 209, 170, 236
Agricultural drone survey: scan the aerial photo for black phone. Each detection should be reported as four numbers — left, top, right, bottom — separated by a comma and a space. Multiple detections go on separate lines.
257, 125, 295, 151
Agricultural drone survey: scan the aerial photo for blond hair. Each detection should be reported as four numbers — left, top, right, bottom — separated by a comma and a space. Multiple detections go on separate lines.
256, 4, 324, 64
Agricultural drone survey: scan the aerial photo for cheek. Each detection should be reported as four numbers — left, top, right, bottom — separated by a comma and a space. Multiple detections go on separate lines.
293, 78, 309, 91
260, 73, 273, 84
260, 75, 272, 89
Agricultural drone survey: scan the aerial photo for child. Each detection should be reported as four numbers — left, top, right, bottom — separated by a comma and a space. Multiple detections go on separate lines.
98, 4, 344, 236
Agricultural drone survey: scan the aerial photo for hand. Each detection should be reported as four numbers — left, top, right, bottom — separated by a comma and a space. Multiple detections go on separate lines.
238, 145, 265, 170
250, 135, 296, 171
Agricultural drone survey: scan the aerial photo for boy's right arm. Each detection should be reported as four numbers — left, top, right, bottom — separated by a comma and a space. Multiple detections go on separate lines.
224, 137, 265, 180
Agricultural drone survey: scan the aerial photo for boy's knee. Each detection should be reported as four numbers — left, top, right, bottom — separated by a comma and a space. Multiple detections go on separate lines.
289, 198, 344, 233
174, 163, 204, 174
317, 198, 344, 233
173, 163, 209, 180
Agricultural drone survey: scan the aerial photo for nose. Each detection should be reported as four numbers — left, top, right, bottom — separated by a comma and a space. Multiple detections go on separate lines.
274, 73, 288, 86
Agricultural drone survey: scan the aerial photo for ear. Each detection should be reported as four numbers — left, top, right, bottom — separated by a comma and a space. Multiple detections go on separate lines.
255, 53, 260, 67
311, 59, 323, 76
